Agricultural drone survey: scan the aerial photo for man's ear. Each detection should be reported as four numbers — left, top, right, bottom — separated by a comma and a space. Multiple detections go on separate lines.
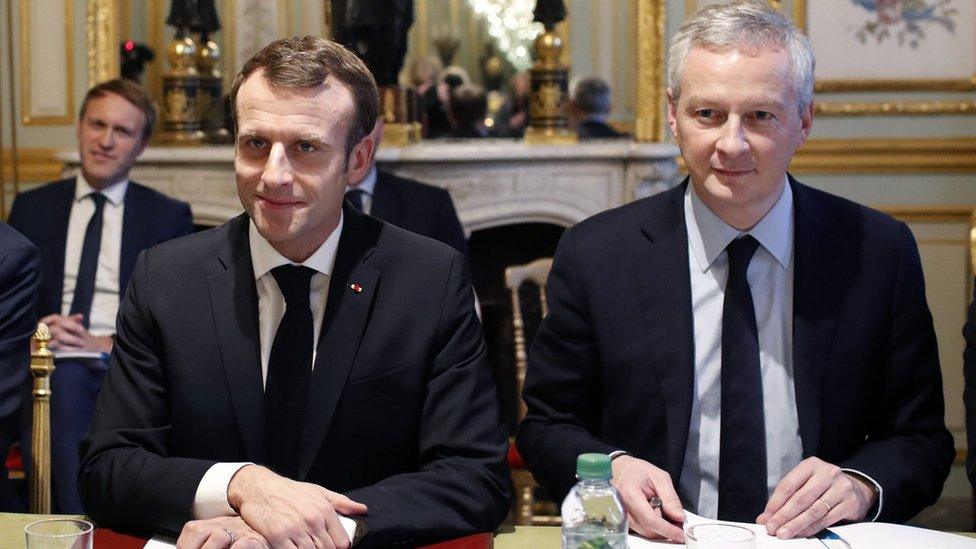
666, 88, 679, 139
797, 100, 814, 146
345, 135, 375, 186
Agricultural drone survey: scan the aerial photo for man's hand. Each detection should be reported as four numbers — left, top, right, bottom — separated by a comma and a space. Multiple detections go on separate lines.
39, 313, 113, 353
757, 457, 877, 539
178, 516, 269, 549
611, 455, 685, 542
227, 465, 367, 549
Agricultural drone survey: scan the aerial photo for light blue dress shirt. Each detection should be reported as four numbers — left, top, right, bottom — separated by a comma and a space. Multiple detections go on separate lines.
678, 180, 803, 518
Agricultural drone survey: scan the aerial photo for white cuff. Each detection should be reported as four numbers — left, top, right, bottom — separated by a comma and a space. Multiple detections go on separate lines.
339, 517, 358, 543
841, 468, 883, 522
192, 462, 252, 519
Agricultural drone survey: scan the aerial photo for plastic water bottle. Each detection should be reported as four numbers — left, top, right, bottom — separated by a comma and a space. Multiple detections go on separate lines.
561, 453, 628, 549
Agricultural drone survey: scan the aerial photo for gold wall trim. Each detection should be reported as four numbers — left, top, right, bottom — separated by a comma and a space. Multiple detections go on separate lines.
87, 0, 120, 86
634, 0, 665, 142
20, 0, 74, 125
676, 138, 976, 174
1, 148, 64, 183
878, 206, 973, 223
815, 100, 976, 117
791, 138, 976, 174
815, 78, 976, 93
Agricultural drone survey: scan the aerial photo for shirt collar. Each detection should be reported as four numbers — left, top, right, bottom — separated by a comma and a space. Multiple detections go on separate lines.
74, 173, 128, 206
346, 166, 377, 195
685, 176, 793, 272
248, 213, 344, 281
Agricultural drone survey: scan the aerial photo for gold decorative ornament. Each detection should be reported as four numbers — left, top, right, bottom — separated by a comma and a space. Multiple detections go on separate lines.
86, 0, 119, 87
158, 29, 204, 145
635, 0, 666, 142
525, 0, 576, 145
815, 100, 976, 117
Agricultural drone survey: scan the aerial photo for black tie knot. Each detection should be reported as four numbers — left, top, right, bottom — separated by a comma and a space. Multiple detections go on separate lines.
89, 192, 107, 210
726, 235, 760, 276
271, 265, 315, 307
346, 189, 367, 212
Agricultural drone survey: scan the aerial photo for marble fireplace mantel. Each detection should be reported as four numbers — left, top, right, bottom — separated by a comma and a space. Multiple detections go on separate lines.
57, 140, 681, 231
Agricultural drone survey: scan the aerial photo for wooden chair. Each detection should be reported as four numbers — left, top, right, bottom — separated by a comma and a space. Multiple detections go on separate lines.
29, 323, 55, 513
504, 257, 561, 526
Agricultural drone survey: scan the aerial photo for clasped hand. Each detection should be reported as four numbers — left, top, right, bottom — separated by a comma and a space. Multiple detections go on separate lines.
39, 313, 113, 353
611, 455, 876, 543
177, 465, 367, 549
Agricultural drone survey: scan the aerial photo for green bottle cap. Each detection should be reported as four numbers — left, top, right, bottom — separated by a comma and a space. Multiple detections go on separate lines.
576, 453, 612, 480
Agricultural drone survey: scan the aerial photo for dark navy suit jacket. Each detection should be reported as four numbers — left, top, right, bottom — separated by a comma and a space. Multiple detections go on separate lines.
517, 177, 953, 523
79, 205, 510, 546
371, 170, 468, 258
7, 178, 193, 318
0, 222, 40, 510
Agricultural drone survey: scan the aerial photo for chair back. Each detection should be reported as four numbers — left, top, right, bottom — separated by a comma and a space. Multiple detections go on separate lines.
504, 258, 553, 422
29, 323, 54, 514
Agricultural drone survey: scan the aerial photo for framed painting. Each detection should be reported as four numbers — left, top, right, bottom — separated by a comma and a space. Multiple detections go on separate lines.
802, 0, 976, 92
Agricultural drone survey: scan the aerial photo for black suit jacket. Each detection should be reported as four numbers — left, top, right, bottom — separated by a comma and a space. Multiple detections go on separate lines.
576, 119, 631, 140
0, 222, 40, 510
7, 178, 193, 318
961, 282, 976, 489
517, 177, 953, 523
371, 170, 468, 257
79, 206, 510, 546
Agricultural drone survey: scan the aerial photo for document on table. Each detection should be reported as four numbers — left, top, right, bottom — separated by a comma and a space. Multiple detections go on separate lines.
627, 511, 841, 548
142, 516, 359, 548
627, 510, 976, 548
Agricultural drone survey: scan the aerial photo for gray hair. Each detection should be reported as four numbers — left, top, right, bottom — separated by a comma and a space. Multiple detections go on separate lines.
668, 1, 815, 112
572, 77, 612, 115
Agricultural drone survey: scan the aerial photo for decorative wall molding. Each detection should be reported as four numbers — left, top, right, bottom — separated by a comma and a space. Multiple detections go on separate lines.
634, 0, 666, 142
86, 0, 119, 86
1, 148, 63, 183
19, 0, 74, 124
790, 138, 976, 174
815, 100, 976, 117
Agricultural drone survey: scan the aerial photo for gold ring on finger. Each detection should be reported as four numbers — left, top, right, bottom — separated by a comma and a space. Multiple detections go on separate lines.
816, 497, 833, 515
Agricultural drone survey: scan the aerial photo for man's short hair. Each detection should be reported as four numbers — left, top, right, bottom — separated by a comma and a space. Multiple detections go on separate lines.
80, 79, 157, 143
668, 0, 815, 112
229, 36, 380, 156
449, 84, 487, 126
572, 77, 612, 115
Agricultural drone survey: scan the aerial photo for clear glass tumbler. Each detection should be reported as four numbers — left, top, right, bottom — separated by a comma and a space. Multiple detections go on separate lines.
24, 519, 93, 549
686, 523, 756, 549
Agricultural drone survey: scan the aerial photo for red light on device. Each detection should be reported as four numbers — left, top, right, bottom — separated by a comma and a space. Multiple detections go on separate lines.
124, 40, 135, 52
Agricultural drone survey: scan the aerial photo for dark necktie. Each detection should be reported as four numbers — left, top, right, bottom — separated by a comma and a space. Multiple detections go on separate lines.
69, 193, 107, 328
264, 265, 316, 479
346, 189, 366, 212
717, 235, 768, 522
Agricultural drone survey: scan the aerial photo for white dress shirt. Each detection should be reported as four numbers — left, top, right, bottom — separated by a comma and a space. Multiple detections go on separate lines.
678, 180, 801, 518
677, 181, 882, 520
192, 215, 342, 518
61, 174, 127, 337
345, 166, 377, 215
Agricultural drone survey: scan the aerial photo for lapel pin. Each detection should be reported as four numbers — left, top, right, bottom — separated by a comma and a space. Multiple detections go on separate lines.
350, 283, 363, 294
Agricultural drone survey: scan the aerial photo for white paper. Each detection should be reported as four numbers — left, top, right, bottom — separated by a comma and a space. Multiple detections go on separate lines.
830, 522, 976, 549
627, 511, 830, 548
142, 516, 358, 548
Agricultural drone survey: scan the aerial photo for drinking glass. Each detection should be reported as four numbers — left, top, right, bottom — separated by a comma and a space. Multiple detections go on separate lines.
24, 519, 93, 549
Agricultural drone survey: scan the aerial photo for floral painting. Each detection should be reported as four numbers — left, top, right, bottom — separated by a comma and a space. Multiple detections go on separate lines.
849, 0, 960, 48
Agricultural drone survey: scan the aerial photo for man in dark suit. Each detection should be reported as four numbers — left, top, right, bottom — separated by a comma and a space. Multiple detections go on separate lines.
346, 117, 468, 257
517, 2, 952, 543
8, 78, 193, 513
569, 76, 631, 140
80, 36, 509, 548
0, 222, 40, 511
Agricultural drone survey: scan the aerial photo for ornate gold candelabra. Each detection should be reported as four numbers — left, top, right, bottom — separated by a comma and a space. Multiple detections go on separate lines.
29, 323, 55, 514
197, 36, 229, 143
525, 1, 576, 144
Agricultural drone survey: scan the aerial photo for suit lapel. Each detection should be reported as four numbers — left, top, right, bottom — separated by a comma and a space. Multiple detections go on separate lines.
40, 180, 75, 314
368, 171, 401, 225
299, 206, 381, 479
633, 183, 695, 477
790, 178, 843, 457
207, 215, 266, 462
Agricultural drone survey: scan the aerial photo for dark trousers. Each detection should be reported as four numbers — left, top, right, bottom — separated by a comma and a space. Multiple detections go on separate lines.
22, 358, 107, 514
